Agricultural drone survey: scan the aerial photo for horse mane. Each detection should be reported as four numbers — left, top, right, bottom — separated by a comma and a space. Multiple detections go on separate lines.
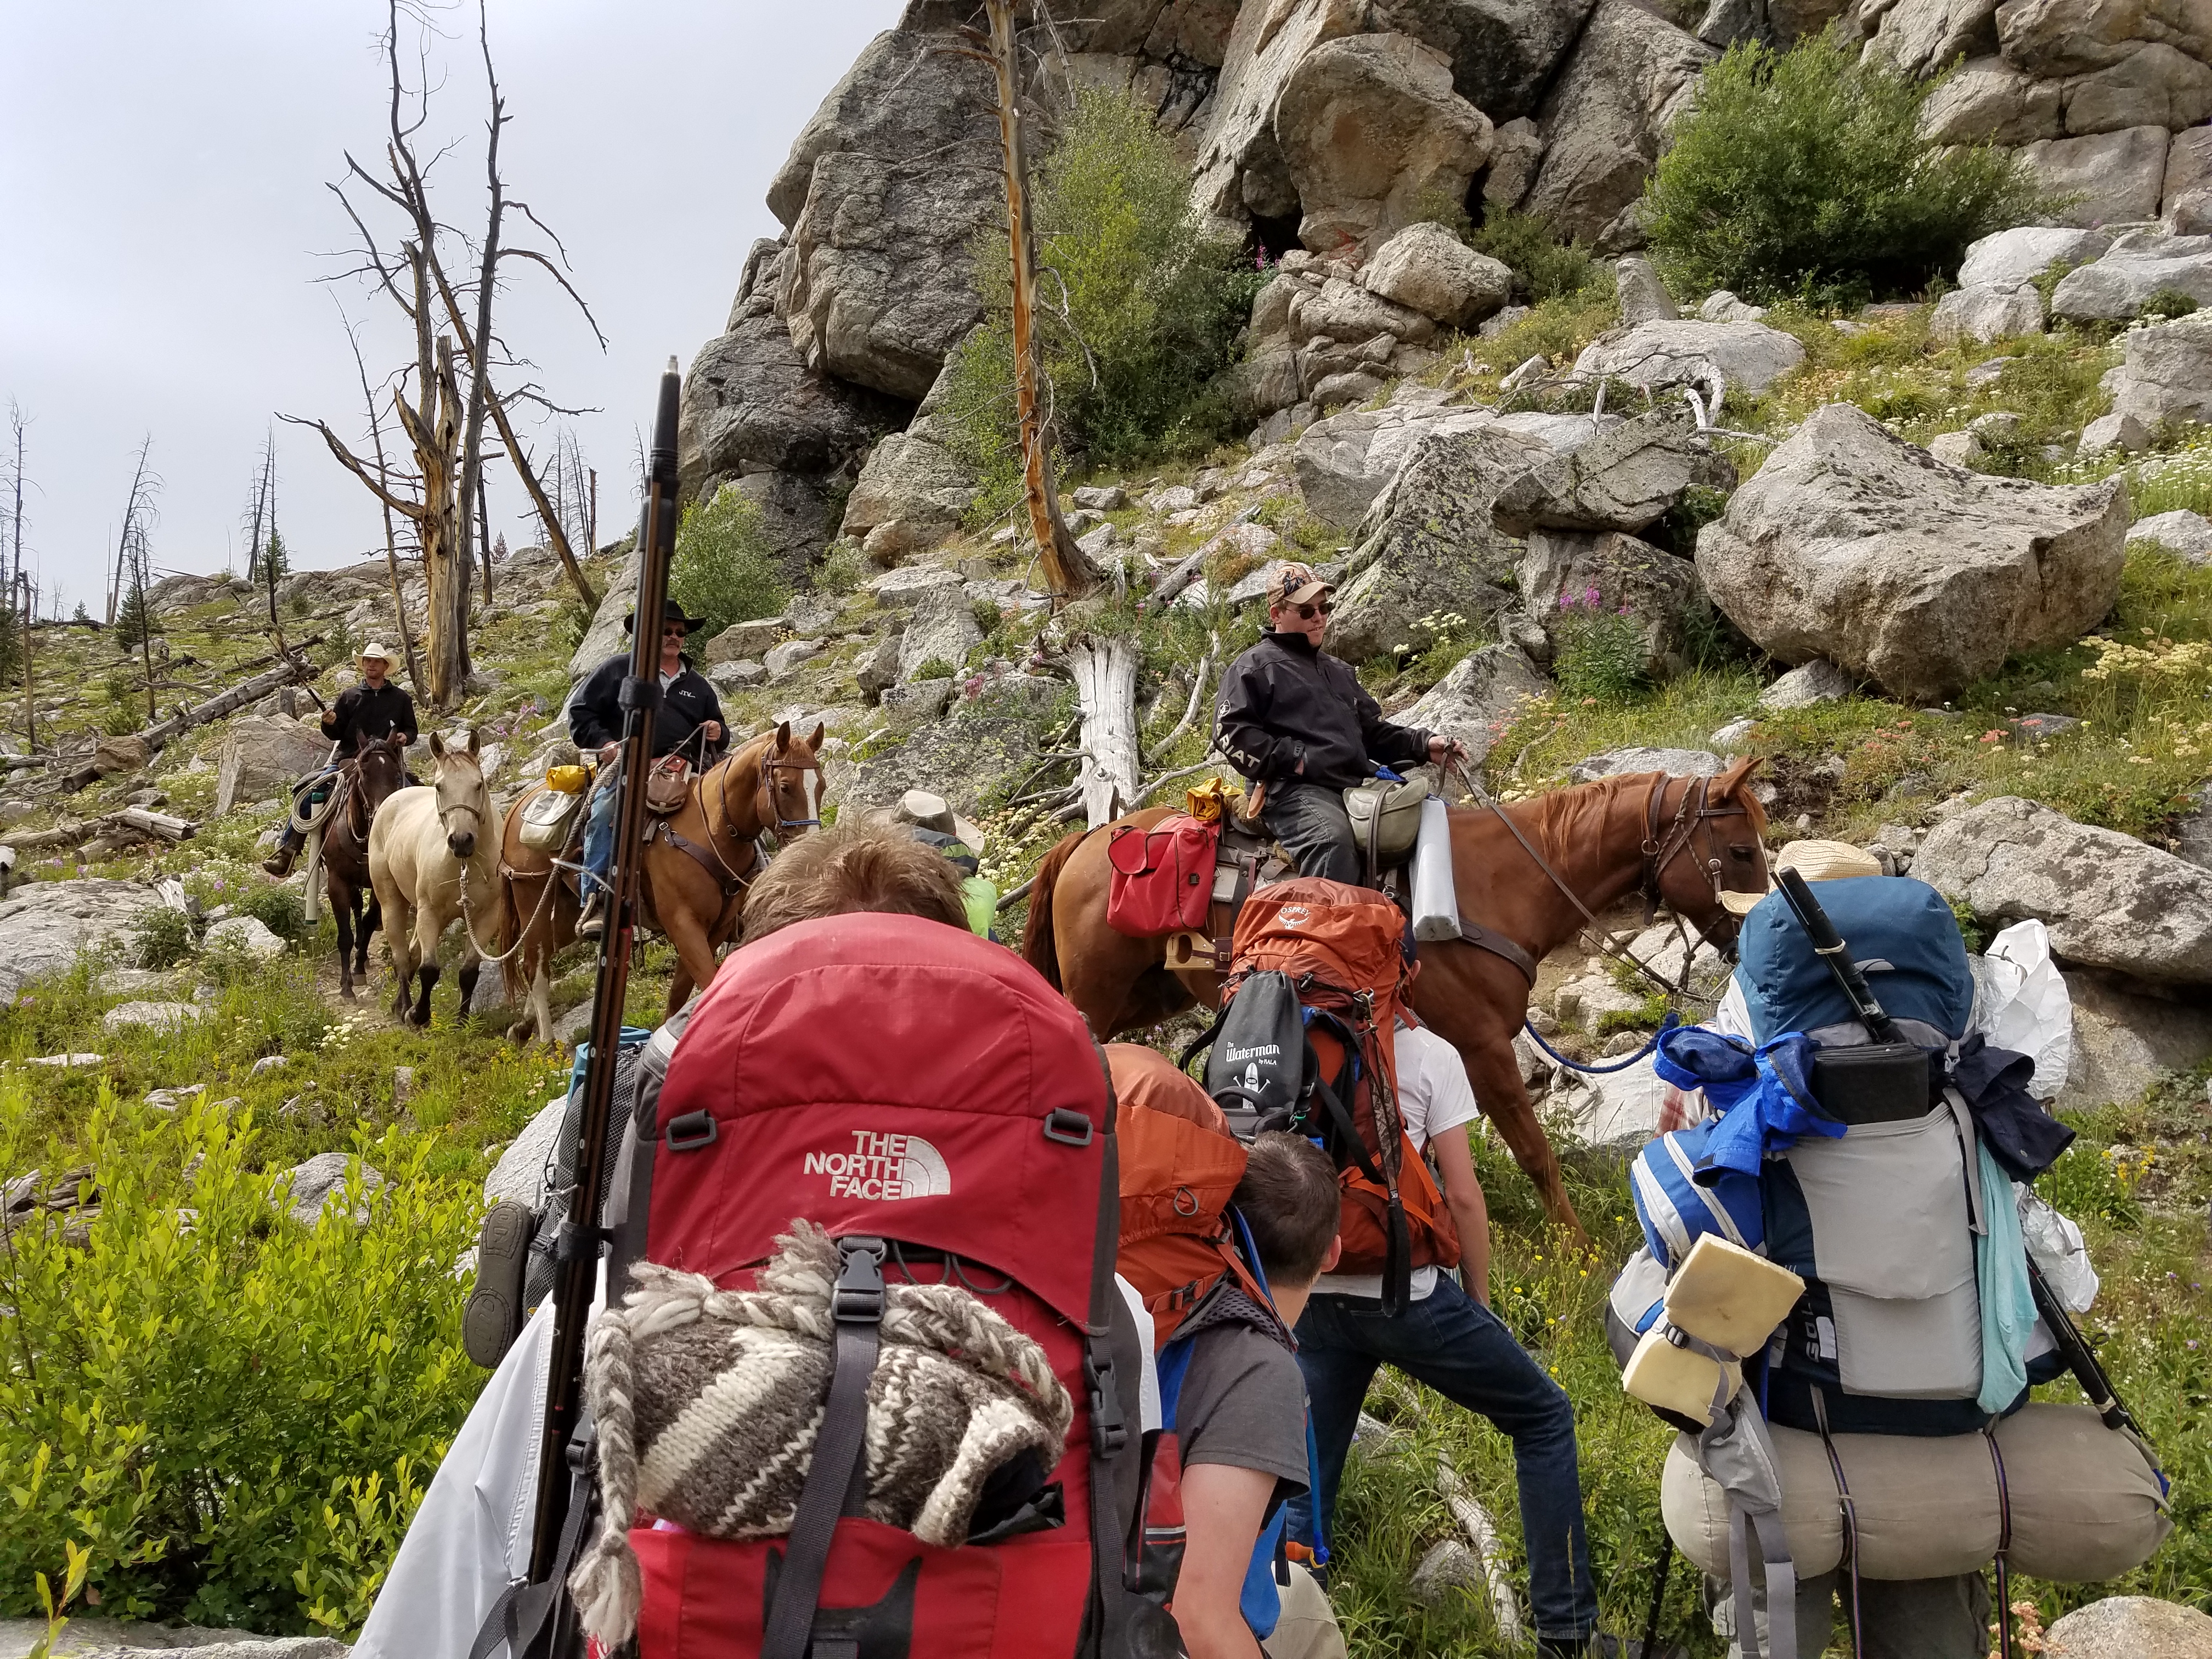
1507, 771, 1646, 859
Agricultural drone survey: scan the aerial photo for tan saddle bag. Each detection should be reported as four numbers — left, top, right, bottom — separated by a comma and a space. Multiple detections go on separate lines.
1343, 775, 1427, 867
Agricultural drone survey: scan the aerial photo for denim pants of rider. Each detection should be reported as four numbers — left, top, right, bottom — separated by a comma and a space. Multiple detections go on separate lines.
1286, 1275, 1600, 1643
1260, 780, 1362, 885
583, 777, 618, 892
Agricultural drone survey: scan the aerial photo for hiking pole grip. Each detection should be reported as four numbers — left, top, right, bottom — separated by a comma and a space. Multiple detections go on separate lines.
529, 359, 684, 1598
1774, 868, 1901, 1046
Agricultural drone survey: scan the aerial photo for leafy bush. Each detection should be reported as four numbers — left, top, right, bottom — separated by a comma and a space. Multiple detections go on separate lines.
1644, 31, 2047, 303
941, 88, 1257, 518
129, 906, 194, 970
669, 486, 788, 646
910, 657, 956, 682
0, 1090, 481, 1633
814, 539, 868, 596
1469, 210, 1600, 304
235, 883, 306, 945
2143, 287, 2199, 321
1552, 590, 1648, 705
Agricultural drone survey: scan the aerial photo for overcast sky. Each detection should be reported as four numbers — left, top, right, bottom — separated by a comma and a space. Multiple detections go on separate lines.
1, 0, 903, 614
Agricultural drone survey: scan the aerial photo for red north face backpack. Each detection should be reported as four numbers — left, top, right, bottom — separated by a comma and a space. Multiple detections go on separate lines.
614, 914, 1160, 1659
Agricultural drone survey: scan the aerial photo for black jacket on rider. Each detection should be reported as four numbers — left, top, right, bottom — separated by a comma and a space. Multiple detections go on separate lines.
568, 653, 726, 758
1214, 630, 1431, 791
323, 681, 419, 753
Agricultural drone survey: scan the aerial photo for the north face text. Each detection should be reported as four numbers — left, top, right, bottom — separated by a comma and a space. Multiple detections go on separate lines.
803, 1130, 952, 1201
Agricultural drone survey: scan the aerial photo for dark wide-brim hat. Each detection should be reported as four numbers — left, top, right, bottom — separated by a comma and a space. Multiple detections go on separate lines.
624, 599, 709, 635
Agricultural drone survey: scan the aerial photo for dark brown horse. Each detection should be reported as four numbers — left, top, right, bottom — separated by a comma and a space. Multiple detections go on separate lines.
317, 732, 412, 999
495, 721, 826, 1043
1021, 761, 1771, 1239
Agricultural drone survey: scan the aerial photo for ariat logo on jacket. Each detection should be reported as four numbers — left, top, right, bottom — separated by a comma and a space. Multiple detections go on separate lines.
803, 1130, 951, 1200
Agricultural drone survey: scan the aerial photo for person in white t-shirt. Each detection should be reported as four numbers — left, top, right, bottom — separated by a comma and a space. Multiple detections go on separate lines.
1283, 970, 1606, 1657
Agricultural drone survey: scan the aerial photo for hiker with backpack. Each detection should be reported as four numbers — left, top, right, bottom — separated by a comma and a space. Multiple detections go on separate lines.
1283, 957, 1607, 1659
1213, 561, 1465, 885
1110, 1042, 1351, 1659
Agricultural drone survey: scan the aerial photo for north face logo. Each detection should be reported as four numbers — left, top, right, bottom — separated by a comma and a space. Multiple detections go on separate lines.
803, 1130, 952, 1201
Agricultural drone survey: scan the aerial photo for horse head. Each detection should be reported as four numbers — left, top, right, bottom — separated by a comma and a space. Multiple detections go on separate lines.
1650, 755, 1770, 946
353, 731, 409, 814
427, 727, 489, 862
758, 719, 826, 842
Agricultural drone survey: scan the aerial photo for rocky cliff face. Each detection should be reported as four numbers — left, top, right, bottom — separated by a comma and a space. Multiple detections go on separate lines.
681, 0, 2212, 575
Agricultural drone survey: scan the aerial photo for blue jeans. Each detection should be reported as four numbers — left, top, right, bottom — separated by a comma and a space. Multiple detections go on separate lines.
1288, 1274, 1599, 1643
1260, 780, 1362, 884
583, 778, 618, 893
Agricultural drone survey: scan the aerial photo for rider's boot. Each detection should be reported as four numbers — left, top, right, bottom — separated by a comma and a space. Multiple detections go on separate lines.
261, 836, 300, 879
577, 890, 606, 940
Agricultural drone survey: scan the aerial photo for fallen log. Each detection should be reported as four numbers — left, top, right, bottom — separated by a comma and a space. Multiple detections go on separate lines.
1148, 546, 1209, 607
3, 806, 197, 851
133, 656, 320, 755
120, 807, 195, 842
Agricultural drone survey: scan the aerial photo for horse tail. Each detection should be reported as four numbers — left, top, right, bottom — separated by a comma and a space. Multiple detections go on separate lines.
1020, 828, 1089, 992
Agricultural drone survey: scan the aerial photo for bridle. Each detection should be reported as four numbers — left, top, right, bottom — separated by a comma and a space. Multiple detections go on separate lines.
347, 739, 406, 841
1641, 773, 1762, 938
435, 764, 489, 854
752, 751, 822, 839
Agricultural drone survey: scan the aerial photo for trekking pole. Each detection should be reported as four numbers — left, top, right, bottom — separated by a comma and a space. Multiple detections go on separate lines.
1775, 870, 2159, 1457
523, 358, 684, 1635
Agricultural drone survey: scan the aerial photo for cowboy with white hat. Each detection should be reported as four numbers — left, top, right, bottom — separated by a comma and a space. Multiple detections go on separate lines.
262, 643, 420, 878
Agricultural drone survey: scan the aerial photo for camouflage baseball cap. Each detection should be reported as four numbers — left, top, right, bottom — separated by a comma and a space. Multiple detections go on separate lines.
1266, 561, 1332, 608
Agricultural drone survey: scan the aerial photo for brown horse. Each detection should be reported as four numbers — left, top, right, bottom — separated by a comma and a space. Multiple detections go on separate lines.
317, 732, 412, 1000
494, 721, 826, 1042
1021, 761, 1771, 1238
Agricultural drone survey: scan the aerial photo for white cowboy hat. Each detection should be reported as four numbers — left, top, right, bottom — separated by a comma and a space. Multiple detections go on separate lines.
1719, 838, 1883, 916
358, 642, 394, 665
894, 788, 988, 856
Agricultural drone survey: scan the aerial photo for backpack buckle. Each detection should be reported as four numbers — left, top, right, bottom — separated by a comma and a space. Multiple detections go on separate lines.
664, 1110, 718, 1153
1084, 1336, 1128, 1458
832, 1236, 888, 1323
1042, 1108, 1094, 1147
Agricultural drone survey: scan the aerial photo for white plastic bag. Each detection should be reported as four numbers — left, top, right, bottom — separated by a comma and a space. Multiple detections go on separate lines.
2016, 1183, 2098, 1313
1973, 919, 2073, 1101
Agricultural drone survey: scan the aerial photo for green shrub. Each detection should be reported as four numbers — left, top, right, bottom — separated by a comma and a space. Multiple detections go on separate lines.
941, 88, 1257, 517
669, 487, 789, 646
910, 657, 956, 682
1469, 210, 1601, 304
1644, 31, 2047, 304
0, 1090, 481, 1633
1552, 591, 1648, 706
2142, 286, 2199, 321
235, 883, 306, 945
814, 539, 868, 596
129, 907, 194, 970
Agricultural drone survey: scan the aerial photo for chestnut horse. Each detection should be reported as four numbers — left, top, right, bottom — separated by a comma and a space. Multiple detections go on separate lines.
494, 721, 825, 1042
317, 731, 411, 1000
1021, 760, 1770, 1238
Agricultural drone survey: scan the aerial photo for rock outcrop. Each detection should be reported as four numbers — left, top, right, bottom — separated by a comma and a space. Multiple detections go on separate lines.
1914, 795, 2212, 985
2044, 1595, 2212, 1659
1396, 643, 1549, 758
1573, 318, 1808, 396
1694, 403, 2126, 702
216, 715, 332, 815
2102, 307, 2212, 427
2049, 229, 2212, 321
0, 879, 165, 1001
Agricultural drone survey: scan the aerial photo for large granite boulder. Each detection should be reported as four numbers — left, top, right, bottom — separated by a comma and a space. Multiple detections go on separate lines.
896, 584, 984, 682
1695, 403, 2127, 702
771, 30, 1001, 401
2162, 122, 2212, 231
1327, 423, 1542, 661
2050, 229, 2212, 321
0, 879, 165, 1000
677, 314, 904, 503
1395, 643, 1550, 759
1996, 0, 2212, 80
2102, 306, 2212, 426
1189, 0, 1365, 222
2059, 971, 2212, 1112
1916, 796, 2212, 984
1931, 282, 2046, 343
1568, 745, 1722, 781
1959, 225, 2113, 290
1522, 0, 1713, 249
2044, 1595, 2212, 1659
1274, 33, 1493, 253
1368, 0, 1600, 123
839, 358, 977, 551
568, 549, 639, 679
1359, 221, 1513, 326
1518, 529, 1705, 678
216, 715, 332, 815
1491, 410, 1702, 535
1292, 398, 1486, 524
1573, 318, 1807, 396
1861, 0, 2001, 80
1289, 275, 1438, 345
2018, 125, 2173, 227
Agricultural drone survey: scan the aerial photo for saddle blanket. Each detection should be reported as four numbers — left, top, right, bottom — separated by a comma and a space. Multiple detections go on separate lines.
1105, 814, 1217, 936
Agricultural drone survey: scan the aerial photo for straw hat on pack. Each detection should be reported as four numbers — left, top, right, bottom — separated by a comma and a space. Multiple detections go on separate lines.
1719, 838, 1883, 916
890, 788, 987, 855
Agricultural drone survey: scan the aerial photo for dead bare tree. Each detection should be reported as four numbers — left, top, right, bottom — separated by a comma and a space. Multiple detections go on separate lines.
337, 309, 428, 697
106, 437, 159, 625
287, 0, 601, 706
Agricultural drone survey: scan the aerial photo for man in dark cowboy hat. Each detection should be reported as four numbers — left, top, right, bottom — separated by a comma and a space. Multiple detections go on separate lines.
1214, 561, 1464, 885
567, 599, 727, 938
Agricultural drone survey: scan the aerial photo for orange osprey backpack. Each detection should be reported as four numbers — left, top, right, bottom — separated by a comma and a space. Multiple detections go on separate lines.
1180, 878, 1458, 1315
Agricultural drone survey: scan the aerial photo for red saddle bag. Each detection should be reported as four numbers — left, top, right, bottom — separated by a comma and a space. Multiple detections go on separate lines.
1104, 814, 1216, 937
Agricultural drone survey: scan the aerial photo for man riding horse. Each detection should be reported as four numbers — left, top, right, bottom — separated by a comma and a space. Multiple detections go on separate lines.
262, 642, 419, 878
568, 599, 727, 939
1214, 562, 1466, 884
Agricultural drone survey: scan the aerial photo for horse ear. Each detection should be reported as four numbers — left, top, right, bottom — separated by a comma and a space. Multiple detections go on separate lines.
429, 731, 448, 760
1715, 754, 1759, 800
466, 726, 481, 758
775, 720, 792, 751
807, 722, 825, 751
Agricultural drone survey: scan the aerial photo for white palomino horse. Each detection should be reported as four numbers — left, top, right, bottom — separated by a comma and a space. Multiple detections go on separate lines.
368, 729, 497, 1026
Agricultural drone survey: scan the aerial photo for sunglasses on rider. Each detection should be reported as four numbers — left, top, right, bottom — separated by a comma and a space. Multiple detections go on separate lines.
1293, 600, 1331, 619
